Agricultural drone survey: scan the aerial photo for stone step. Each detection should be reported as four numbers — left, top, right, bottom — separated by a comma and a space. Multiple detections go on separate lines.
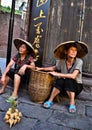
77, 76, 92, 101
82, 76, 92, 93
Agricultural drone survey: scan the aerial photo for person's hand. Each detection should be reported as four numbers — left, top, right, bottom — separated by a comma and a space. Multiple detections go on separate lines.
18, 65, 27, 75
49, 71, 59, 77
35, 67, 42, 71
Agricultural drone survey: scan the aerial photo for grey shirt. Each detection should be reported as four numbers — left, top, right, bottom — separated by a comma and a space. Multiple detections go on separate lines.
56, 58, 83, 83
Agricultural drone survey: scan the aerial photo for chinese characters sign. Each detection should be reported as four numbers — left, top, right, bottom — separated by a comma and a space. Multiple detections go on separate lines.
29, 0, 50, 66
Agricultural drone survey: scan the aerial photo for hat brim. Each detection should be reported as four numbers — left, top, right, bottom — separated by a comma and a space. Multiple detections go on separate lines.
54, 41, 88, 59
14, 38, 36, 58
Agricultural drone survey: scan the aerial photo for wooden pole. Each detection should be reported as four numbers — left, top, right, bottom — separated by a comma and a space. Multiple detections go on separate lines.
6, 0, 15, 66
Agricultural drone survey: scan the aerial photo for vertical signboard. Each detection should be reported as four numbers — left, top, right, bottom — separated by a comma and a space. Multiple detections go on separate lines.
28, 0, 50, 66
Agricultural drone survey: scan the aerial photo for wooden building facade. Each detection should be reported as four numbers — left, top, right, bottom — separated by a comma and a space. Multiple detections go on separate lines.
27, 0, 92, 74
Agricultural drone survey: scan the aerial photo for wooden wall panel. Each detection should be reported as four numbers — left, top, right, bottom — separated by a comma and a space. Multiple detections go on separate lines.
43, 0, 92, 73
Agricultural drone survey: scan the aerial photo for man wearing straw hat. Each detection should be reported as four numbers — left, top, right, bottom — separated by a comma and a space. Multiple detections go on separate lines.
36, 41, 88, 113
0, 38, 36, 102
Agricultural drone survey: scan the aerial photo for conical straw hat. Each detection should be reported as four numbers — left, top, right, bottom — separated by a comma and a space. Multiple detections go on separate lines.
54, 41, 88, 59
14, 38, 36, 58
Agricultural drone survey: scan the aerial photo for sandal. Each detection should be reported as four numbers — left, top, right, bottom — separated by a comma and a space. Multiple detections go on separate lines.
6, 96, 18, 103
68, 104, 76, 113
42, 101, 54, 109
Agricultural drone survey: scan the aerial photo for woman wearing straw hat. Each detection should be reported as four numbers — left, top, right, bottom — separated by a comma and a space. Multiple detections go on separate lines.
0, 38, 35, 101
36, 41, 88, 113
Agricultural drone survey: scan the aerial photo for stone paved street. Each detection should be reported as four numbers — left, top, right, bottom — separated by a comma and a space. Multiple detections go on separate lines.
0, 83, 92, 130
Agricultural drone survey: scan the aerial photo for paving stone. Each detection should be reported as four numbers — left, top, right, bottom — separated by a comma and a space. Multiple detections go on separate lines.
0, 74, 92, 130
82, 77, 92, 93
17, 103, 53, 121
85, 101, 92, 106
19, 97, 40, 106
85, 106, 92, 117
77, 91, 92, 101
0, 96, 10, 111
48, 111, 92, 130
51, 103, 68, 113
83, 77, 92, 87
75, 100, 85, 116
32, 122, 72, 130
0, 112, 38, 130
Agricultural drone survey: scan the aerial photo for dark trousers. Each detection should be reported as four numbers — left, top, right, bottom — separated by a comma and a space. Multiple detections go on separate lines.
6, 68, 30, 85
53, 78, 83, 97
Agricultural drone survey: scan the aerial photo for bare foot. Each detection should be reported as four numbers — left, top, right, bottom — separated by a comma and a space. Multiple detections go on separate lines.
0, 89, 5, 94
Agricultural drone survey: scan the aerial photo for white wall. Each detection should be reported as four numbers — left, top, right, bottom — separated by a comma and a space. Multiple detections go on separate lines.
1, 0, 28, 10
1, 0, 12, 7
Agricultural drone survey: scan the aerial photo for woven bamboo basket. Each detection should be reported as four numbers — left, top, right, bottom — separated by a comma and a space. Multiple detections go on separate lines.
28, 69, 55, 103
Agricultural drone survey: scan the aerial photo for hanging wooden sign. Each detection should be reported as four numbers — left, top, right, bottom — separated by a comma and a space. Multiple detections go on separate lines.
28, 0, 50, 66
